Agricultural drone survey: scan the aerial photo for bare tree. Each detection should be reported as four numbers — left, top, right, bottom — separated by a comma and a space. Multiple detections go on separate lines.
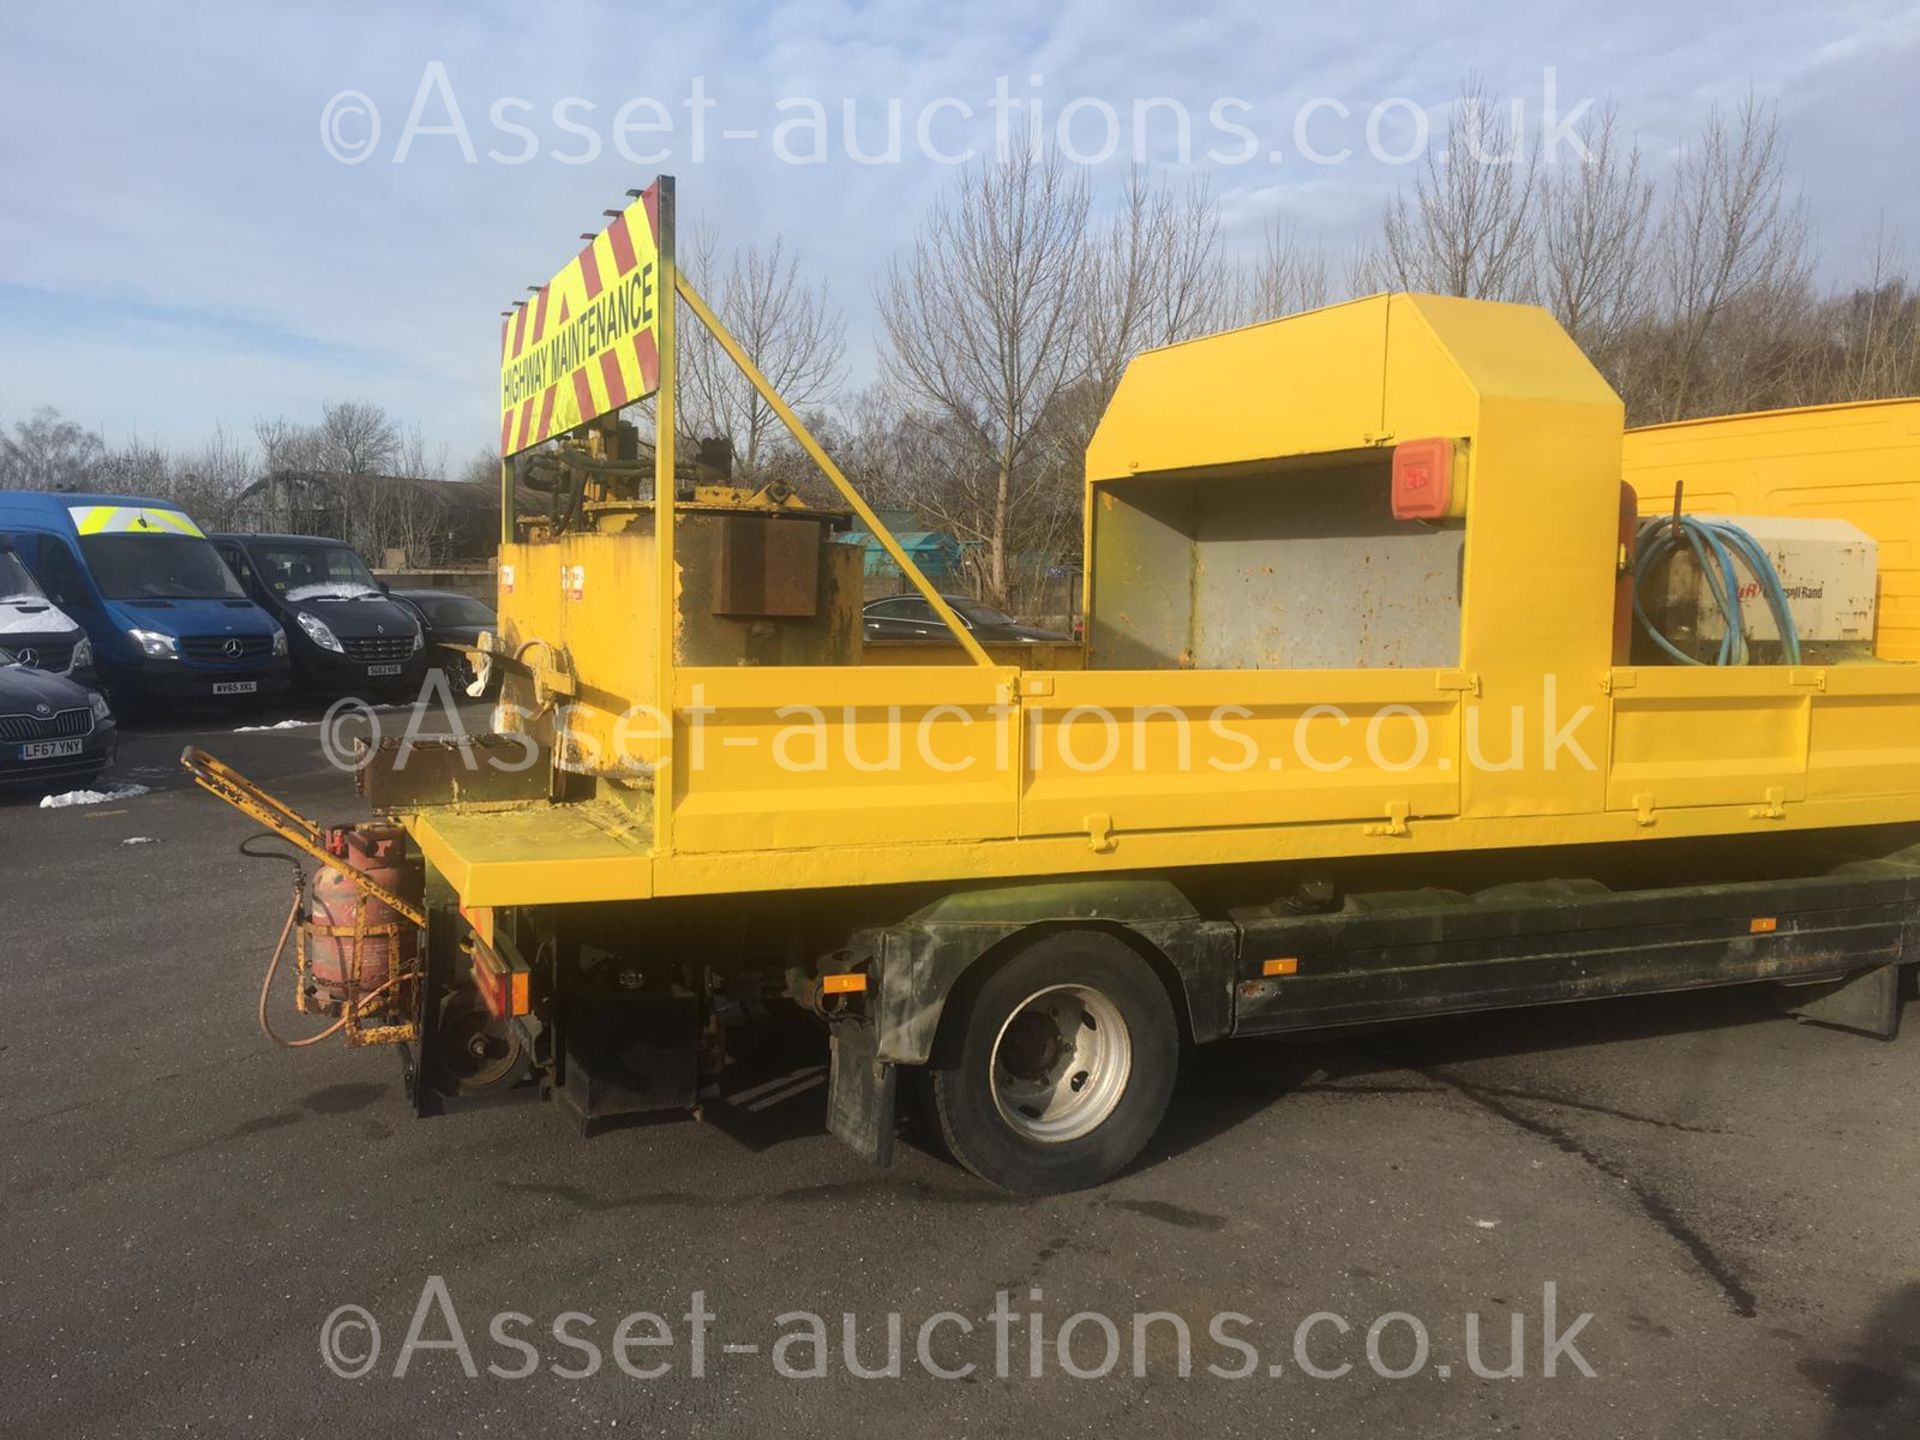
164, 422, 257, 528
457, 446, 502, 489
88, 437, 170, 498
1382, 74, 1540, 300
1082, 170, 1235, 400
316, 400, 399, 474
0, 408, 106, 490
1345, 241, 1394, 298
396, 420, 447, 479
680, 228, 846, 481
1242, 221, 1336, 322
1820, 220, 1920, 402
1645, 94, 1812, 420
1540, 104, 1655, 363
254, 414, 324, 473
877, 145, 1091, 603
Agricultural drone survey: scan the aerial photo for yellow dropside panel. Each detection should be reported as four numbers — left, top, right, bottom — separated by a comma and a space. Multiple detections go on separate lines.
669, 666, 1021, 852
1805, 667, 1920, 800
1606, 670, 1811, 811
1019, 670, 1461, 838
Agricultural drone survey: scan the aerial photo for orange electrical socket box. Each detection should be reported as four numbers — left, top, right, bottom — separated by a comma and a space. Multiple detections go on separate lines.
1392, 437, 1456, 520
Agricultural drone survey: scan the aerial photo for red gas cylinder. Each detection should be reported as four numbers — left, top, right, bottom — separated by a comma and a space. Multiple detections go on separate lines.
306, 824, 422, 1013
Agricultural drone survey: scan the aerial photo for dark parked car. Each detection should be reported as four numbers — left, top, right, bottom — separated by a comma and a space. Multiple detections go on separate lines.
0, 646, 115, 792
210, 534, 427, 699
861, 594, 1071, 645
389, 589, 496, 695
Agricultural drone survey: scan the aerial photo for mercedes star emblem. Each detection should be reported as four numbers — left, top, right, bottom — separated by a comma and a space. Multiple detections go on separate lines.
15, 647, 38, 667
223, 637, 244, 659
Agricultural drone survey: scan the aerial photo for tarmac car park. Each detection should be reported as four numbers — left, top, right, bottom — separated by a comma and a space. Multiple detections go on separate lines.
7, 688, 1920, 1437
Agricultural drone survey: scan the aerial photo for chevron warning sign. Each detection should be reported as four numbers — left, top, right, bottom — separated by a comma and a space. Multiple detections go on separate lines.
498, 178, 671, 457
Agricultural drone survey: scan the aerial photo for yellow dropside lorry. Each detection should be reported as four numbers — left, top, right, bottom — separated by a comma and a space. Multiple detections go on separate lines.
196, 179, 1920, 1193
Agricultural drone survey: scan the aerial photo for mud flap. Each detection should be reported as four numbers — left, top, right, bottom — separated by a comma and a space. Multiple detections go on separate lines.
827, 1021, 897, 1166
1777, 964, 1904, 1040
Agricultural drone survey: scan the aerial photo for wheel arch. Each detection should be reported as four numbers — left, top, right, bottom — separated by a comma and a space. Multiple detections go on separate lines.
862, 877, 1237, 1067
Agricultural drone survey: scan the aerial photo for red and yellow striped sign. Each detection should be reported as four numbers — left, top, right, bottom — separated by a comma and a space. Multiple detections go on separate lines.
498, 180, 669, 456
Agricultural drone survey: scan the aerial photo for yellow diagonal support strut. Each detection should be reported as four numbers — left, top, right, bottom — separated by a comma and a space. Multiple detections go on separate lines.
180, 747, 427, 928
674, 272, 996, 670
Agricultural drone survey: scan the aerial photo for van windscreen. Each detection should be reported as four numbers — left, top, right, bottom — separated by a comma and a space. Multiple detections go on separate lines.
252, 542, 379, 601
79, 535, 247, 600
0, 548, 46, 603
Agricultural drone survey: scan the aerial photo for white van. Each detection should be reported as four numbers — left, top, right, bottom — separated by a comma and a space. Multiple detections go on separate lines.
0, 534, 93, 680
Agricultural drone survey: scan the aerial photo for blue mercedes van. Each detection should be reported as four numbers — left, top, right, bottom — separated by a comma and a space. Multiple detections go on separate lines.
0, 494, 289, 706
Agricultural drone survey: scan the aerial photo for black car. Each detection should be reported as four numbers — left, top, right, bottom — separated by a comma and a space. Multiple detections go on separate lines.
861, 594, 1071, 645
210, 534, 428, 699
0, 647, 115, 792
389, 589, 497, 695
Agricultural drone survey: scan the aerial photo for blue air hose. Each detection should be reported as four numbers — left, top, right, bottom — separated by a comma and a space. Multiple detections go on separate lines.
1633, 515, 1802, 666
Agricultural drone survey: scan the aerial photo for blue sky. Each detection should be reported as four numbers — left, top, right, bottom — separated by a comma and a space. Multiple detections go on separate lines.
1, 0, 1916, 466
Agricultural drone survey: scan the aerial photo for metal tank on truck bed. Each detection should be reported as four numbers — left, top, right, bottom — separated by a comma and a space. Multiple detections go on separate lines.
190, 176, 1920, 1194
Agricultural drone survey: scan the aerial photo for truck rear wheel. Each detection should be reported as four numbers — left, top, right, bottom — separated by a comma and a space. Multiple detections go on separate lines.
930, 930, 1178, 1194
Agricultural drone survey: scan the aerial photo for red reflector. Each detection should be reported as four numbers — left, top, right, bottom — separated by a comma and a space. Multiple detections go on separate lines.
475, 965, 508, 1018
469, 938, 529, 1017
1392, 437, 1455, 520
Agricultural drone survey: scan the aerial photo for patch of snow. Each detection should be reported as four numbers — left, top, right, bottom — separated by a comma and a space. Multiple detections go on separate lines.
1473, 1219, 1500, 1230
0, 601, 78, 635
231, 719, 313, 732
121, 836, 161, 845
284, 582, 379, 602
39, 783, 152, 809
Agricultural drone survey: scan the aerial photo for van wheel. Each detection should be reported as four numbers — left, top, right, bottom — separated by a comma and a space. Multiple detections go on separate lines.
930, 930, 1178, 1194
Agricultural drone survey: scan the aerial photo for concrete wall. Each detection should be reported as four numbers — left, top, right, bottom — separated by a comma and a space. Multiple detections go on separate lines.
373, 566, 496, 602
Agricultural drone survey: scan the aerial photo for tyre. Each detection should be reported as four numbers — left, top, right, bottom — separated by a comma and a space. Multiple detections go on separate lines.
930, 929, 1179, 1194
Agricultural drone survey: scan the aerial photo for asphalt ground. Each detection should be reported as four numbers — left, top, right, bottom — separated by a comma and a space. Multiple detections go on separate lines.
3, 698, 1918, 1438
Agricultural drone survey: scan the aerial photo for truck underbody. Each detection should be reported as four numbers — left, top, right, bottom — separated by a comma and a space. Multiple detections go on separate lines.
389, 821, 1920, 1192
